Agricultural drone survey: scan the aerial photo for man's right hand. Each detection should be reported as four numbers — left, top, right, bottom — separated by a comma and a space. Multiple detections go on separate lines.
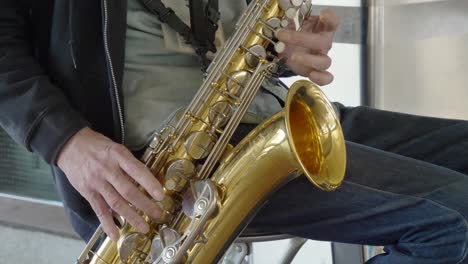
57, 127, 165, 241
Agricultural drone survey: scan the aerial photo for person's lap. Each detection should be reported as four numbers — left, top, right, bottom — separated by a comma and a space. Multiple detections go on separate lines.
245, 104, 468, 263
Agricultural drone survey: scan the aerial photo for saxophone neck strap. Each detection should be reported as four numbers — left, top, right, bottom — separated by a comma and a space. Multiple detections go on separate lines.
139, 0, 220, 71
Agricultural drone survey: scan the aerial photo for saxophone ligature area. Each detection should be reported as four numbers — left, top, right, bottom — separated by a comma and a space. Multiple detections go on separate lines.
76, 0, 346, 263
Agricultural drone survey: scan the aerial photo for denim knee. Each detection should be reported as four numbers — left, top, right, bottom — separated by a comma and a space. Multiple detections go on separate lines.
374, 209, 468, 264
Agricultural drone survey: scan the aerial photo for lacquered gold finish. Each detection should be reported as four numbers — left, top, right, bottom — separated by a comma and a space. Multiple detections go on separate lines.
286, 80, 346, 191
77, 0, 346, 263
184, 81, 346, 263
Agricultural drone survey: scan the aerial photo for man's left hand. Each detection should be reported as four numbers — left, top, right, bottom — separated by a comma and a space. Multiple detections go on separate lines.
277, 9, 340, 86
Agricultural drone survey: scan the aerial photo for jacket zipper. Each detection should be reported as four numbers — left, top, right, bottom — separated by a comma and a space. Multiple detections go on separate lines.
102, 0, 125, 144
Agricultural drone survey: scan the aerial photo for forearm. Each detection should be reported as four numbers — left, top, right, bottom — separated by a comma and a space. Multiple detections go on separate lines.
0, 2, 89, 164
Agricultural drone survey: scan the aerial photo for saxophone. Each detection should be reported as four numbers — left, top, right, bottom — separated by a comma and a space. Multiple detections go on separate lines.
76, 0, 346, 263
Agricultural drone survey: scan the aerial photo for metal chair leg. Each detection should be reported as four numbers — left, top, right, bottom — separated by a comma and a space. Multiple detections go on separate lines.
279, 237, 308, 264
220, 242, 250, 264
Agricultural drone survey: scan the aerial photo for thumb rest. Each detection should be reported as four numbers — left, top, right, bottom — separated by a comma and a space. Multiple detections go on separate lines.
76, 0, 346, 263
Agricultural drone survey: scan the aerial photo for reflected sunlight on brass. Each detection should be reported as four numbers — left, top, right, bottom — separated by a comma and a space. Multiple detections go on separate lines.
77, 0, 346, 263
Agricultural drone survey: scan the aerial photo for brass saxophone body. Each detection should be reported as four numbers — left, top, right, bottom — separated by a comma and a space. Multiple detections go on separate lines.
76, 0, 346, 263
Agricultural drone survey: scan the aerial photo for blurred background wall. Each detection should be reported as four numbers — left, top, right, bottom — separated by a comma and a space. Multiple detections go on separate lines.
367, 0, 468, 120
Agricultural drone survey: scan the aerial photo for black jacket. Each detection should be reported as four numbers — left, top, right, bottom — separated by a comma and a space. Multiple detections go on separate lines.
0, 0, 127, 165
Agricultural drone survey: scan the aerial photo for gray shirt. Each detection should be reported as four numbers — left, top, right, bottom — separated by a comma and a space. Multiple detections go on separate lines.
123, 0, 283, 150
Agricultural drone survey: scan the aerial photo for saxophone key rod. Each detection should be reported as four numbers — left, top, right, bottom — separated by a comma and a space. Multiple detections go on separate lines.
177, 1, 283, 152
183, 0, 271, 120
197, 63, 272, 180
183, 2, 263, 115
164, 3, 275, 155
76, 226, 105, 264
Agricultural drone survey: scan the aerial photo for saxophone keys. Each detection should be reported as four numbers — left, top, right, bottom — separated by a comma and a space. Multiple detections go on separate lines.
275, 42, 286, 53
184, 111, 198, 123
279, 0, 292, 10
290, 0, 303, 7
245, 44, 267, 67
149, 134, 161, 148
279, 0, 304, 10
117, 232, 151, 263
159, 196, 177, 214
154, 210, 172, 224
227, 70, 251, 97
262, 18, 281, 39
164, 159, 195, 192
182, 180, 218, 219
141, 134, 163, 163
148, 226, 181, 263
185, 131, 216, 160
285, 7, 298, 19
164, 179, 178, 192
161, 246, 179, 263
153, 196, 177, 224
211, 81, 221, 89
209, 101, 233, 128
141, 148, 154, 163
301, 0, 313, 15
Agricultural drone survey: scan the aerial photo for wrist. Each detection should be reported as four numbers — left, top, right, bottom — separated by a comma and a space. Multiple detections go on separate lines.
56, 127, 92, 169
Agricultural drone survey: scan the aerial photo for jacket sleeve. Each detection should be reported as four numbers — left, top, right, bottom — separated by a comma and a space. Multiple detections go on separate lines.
0, 2, 89, 165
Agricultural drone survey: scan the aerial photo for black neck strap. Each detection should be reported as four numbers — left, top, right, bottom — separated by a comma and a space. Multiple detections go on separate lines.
139, 0, 220, 71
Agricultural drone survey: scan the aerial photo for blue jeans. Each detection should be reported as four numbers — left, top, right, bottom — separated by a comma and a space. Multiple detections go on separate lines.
244, 103, 468, 264
56, 104, 468, 263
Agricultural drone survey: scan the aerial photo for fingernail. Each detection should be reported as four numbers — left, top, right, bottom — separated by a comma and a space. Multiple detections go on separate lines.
274, 28, 282, 38
139, 223, 150, 234
110, 232, 119, 241
291, 53, 299, 63
153, 190, 165, 201
151, 210, 161, 220
276, 29, 290, 41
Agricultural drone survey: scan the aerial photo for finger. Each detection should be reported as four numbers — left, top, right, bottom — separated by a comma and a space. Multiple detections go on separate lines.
314, 9, 340, 36
309, 70, 334, 86
301, 15, 319, 32
276, 29, 331, 54
110, 144, 165, 201
87, 191, 120, 241
100, 182, 150, 234
310, 9, 340, 52
286, 62, 313, 78
291, 52, 332, 71
110, 170, 163, 220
